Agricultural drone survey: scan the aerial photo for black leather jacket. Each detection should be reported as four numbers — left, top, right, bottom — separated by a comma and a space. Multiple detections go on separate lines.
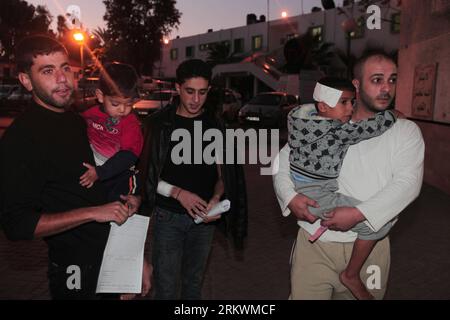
138, 104, 248, 248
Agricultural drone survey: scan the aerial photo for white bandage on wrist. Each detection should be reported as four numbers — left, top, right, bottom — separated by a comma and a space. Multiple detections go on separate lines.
313, 82, 343, 108
157, 180, 174, 197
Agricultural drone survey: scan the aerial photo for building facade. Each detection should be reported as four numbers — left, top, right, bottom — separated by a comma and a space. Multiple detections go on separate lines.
156, 1, 401, 100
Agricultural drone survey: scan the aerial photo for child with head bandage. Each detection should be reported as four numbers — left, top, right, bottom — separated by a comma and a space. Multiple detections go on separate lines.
288, 77, 397, 300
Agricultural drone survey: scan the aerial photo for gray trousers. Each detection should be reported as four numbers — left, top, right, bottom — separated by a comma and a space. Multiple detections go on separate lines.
292, 176, 392, 240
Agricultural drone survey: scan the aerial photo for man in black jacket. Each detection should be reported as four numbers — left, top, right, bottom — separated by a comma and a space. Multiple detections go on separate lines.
140, 59, 247, 299
0, 35, 148, 299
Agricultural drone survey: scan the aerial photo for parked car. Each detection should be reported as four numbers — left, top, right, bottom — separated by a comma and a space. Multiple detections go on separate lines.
0, 85, 15, 100
141, 77, 174, 92
133, 90, 178, 117
238, 92, 297, 128
6, 85, 32, 101
0, 85, 32, 114
221, 89, 242, 122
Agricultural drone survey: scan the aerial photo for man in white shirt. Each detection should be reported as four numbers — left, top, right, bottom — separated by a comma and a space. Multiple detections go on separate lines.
273, 50, 425, 299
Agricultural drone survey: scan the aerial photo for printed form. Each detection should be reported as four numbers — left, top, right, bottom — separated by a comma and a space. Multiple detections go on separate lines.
96, 214, 150, 293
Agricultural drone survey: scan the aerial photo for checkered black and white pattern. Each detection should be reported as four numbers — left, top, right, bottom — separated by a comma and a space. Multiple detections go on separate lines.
288, 105, 396, 180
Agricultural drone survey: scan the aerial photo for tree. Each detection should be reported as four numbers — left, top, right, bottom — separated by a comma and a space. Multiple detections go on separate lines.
56, 15, 70, 40
0, 0, 53, 61
283, 33, 336, 74
103, 0, 181, 75
92, 27, 112, 47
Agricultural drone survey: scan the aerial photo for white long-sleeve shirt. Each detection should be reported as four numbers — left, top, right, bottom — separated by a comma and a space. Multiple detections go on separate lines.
273, 118, 425, 242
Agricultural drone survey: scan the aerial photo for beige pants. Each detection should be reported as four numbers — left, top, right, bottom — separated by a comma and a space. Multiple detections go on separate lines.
290, 228, 391, 300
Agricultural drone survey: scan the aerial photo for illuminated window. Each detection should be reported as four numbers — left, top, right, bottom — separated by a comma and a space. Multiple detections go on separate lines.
170, 48, 178, 60
391, 13, 401, 33
252, 35, 263, 51
308, 26, 323, 42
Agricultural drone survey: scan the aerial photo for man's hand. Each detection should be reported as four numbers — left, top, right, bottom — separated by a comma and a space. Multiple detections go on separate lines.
120, 259, 152, 300
320, 206, 365, 231
80, 163, 98, 188
287, 194, 320, 223
89, 201, 130, 225
176, 189, 208, 219
203, 195, 222, 223
141, 259, 152, 296
120, 194, 141, 216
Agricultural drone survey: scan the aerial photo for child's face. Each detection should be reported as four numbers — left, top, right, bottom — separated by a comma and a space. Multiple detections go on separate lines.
319, 90, 355, 122
96, 89, 135, 119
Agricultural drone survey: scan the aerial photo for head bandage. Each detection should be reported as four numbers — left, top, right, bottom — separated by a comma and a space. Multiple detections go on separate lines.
313, 82, 343, 108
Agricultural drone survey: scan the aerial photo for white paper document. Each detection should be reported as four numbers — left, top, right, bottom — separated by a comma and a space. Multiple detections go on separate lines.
194, 199, 231, 224
96, 214, 150, 293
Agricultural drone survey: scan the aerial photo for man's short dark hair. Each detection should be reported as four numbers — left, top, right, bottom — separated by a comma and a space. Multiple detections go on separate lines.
15, 35, 68, 73
99, 62, 139, 98
318, 76, 355, 92
353, 48, 397, 81
176, 59, 212, 85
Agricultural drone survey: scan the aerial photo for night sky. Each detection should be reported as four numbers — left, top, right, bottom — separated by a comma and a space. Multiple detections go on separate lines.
28, 0, 345, 38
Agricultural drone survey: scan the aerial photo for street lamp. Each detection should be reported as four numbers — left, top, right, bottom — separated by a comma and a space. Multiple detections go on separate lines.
73, 30, 85, 77
159, 38, 169, 79
159, 38, 169, 108
73, 30, 85, 104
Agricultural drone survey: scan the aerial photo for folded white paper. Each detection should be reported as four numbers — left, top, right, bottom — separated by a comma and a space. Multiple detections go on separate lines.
96, 214, 150, 293
194, 199, 231, 224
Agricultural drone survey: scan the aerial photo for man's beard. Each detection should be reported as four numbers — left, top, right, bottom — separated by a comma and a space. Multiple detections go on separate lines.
33, 85, 74, 111
359, 87, 394, 113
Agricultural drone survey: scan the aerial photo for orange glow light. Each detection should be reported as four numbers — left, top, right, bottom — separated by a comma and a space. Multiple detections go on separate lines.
73, 32, 84, 42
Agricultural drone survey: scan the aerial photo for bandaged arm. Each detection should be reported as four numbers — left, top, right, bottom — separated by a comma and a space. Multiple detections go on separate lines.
157, 179, 174, 197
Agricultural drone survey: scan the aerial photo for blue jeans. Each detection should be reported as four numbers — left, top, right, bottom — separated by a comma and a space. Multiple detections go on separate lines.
152, 206, 215, 300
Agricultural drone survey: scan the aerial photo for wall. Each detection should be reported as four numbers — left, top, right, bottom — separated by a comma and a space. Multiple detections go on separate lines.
396, 0, 450, 194
157, 3, 400, 79
159, 23, 268, 78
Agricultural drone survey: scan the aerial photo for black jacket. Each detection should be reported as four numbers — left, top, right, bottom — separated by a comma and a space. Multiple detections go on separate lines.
138, 104, 248, 248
